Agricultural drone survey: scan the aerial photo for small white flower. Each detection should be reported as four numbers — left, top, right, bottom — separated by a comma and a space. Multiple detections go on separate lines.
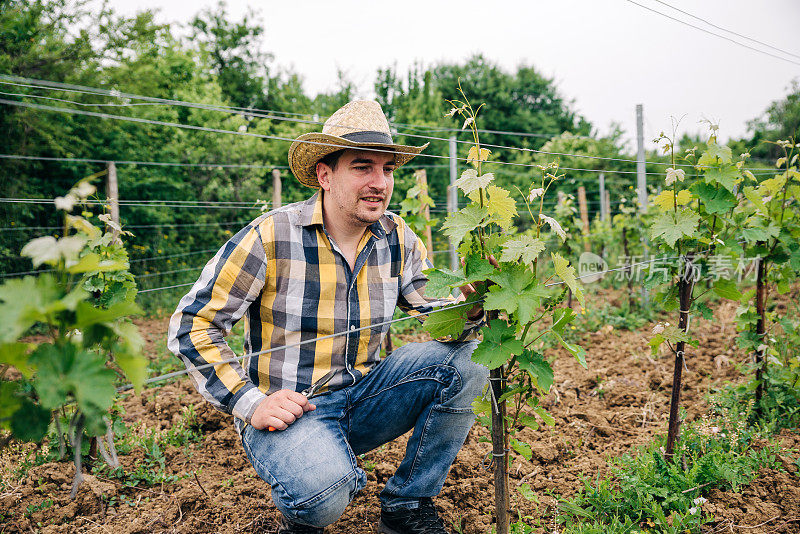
693, 497, 707, 506
69, 329, 83, 344
72, 181, 96, 199
665, 168, 686, 186
539, 213, 566, 241
444, 107, 458, 118
710, 426, 720, 434
689, 507, 698, 515
54, 193, 78, 212
238, 124, 247, 133
461, 117, 474, 130
528, 188, 544, 202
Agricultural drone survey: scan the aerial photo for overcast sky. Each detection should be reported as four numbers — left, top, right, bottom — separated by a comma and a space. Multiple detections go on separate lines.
104, 0, 800, 151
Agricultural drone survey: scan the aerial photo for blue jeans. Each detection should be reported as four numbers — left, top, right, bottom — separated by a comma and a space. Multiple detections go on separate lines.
240, 340, 486, 528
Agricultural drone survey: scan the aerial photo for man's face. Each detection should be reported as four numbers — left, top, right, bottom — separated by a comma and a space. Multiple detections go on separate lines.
316, 149, 396, 228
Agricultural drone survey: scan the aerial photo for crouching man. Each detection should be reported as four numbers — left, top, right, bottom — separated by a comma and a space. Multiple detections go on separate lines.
168, 101, 489, 533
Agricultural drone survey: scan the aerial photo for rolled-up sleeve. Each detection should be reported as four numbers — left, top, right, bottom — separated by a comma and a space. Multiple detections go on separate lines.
167, 224, 268, 423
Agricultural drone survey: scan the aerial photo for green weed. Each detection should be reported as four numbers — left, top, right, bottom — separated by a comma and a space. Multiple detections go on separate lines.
95, 405, 201, 487
554, 386, 790, 533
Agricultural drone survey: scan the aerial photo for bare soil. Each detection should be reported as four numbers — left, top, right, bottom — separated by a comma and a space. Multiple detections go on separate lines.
1, 296, 798, 533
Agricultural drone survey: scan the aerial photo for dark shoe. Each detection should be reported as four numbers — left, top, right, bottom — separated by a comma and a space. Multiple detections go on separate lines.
379, 498, 449, 534
275, 515, 324, 534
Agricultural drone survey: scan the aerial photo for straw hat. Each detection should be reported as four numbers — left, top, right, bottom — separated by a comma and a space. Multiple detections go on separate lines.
288, 101, 429, 188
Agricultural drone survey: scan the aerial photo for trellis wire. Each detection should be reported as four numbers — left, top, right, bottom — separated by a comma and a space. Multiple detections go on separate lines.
0, 76, 772, 172
2, 97, 769, 176
121, 255, 682, 392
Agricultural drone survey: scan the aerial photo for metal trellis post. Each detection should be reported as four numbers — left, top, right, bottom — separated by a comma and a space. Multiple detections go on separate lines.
636, 104, 650, 306
448, 136, 458, 271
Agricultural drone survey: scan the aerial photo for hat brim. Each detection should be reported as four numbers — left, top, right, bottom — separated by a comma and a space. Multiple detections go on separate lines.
288, 133, 429, 188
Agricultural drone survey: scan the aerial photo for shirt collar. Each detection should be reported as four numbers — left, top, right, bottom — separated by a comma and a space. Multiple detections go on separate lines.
298, 190, 398, 238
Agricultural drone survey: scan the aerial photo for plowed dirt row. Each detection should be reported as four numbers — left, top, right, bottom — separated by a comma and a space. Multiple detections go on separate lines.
2, 296, 798, 533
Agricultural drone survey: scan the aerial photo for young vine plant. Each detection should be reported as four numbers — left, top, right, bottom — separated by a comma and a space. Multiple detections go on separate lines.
646, 122, 752, 458
421, 85, 586, 534
0, 180, 146, 497
735, 139, 800, 413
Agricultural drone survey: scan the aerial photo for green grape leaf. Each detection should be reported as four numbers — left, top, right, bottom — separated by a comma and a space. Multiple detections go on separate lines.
712, 278, 743, 301
471, 319, 523, 370
485, 186, 517, 230
742, 186, 769, 217
422, 304, 468, 339
534, 406, 556, 427
696, 301, 714, 320
484, 264, 541, 317
550, 307, 577, 335
518, 349, 554, 392
74, 300, 142, 330
741, 223, 780, 244
440, 205, 487, 245
423, 268, 466, 298
698, 142, 732, 165
454, 168, 494, 195
649, 208, 700, 248
653, 190, 693, 211
114, 348, 148, 392
472, 396, 491, 416
692, 181, 737, 214
0, 381, 22, 424
0, 342, 35, 378
790, 247, 800, 271
514, 285, 550, 324
703, 165, 739, 193
499, 236, 546, 264
511, 438, 532, 461
113, 320, 145, 353
467, 146, 491, 166
759, 174, 788, 196
516, 415, 539, 431
552, 253, 584, 306
549, 330, 586, 368
30, 343, 116, 415
463, 254, 497, 285
488, 263, 536, 290
10, 399, 51, 442
0, 275, 79, 343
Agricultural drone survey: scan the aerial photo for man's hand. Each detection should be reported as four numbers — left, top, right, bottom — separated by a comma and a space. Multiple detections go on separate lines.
250, 390, 316, 431
458, 254, 499, 321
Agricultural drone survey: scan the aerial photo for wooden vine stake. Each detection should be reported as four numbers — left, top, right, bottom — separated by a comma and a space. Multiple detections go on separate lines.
665, 254, 695, 459
753, 254, 767, 408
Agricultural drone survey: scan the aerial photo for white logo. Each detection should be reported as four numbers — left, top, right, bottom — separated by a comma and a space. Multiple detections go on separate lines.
578, 252, 608, 284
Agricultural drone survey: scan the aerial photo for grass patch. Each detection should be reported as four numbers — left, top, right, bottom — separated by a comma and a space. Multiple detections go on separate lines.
550, 390, 792, 533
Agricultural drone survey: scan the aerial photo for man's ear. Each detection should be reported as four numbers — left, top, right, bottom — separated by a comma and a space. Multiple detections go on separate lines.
316, 162, 332, 191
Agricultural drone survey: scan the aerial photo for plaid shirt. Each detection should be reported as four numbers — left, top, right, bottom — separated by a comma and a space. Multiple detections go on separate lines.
168, 191, 478, 426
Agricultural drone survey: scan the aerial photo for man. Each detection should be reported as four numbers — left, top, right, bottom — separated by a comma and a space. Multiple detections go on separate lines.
168, 101, 489, 534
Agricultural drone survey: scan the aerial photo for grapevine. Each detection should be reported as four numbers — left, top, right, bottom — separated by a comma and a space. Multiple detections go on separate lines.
0, 181, 146, 497
423, 84, 586, 534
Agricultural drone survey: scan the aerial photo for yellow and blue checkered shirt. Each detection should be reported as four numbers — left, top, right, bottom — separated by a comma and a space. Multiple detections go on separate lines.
168, 191, 478, 425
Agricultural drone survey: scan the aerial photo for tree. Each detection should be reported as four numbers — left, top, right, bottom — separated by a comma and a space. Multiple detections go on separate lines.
738, 80, 800, 161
